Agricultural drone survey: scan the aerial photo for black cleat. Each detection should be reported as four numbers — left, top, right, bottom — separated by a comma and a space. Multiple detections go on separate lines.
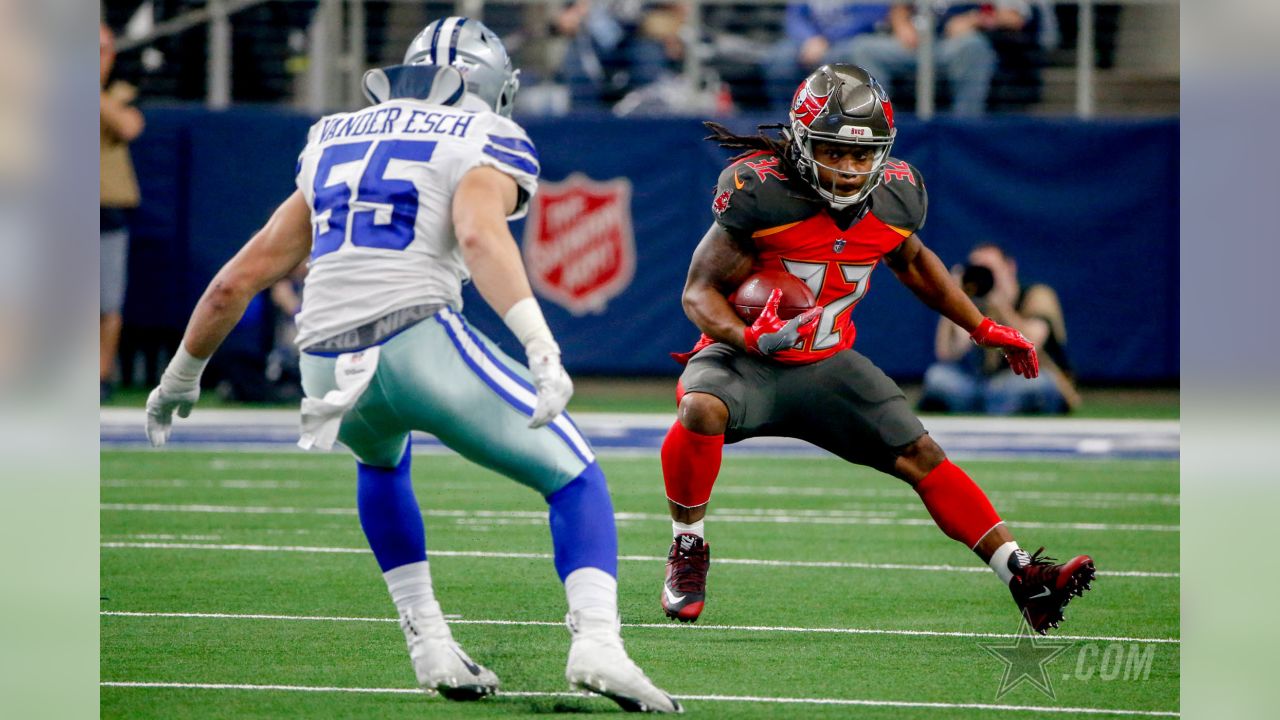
661, 534, 710, 622
1009, 547, 1096, 633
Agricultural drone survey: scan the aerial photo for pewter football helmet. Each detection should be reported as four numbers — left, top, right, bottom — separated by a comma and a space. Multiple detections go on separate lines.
785, 64, 896, 207
403, 17, 520, 118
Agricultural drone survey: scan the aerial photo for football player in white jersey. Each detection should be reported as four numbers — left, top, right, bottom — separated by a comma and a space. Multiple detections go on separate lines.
144, 17, 680, 713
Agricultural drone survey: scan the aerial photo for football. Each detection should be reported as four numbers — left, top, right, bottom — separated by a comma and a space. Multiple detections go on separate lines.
729, 270, 817, 324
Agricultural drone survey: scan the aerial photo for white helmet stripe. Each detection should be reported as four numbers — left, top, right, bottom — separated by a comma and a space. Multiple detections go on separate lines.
433, 17, 461, 65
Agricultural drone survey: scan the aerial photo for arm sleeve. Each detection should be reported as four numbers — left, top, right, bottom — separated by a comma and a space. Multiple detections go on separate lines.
452, 114, 540, 220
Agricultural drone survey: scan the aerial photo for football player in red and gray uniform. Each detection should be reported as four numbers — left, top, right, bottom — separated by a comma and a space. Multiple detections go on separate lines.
660, 64, 1094, 633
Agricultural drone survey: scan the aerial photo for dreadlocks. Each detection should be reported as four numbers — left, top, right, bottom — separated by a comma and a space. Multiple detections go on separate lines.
702, 121, 801, 177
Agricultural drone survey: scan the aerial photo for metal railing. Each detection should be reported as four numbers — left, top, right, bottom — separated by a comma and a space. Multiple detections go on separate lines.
109, 0, 1179, 118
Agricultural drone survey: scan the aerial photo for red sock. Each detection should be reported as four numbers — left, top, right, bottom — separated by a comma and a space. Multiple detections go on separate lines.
913, 460, 1002, 549
662, 420, 724, 507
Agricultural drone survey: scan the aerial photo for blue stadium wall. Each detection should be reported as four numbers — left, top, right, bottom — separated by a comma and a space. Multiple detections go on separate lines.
124, 106, 1177, 383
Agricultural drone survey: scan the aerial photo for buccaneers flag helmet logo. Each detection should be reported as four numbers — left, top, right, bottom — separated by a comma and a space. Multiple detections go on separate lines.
791, 81, 833, 129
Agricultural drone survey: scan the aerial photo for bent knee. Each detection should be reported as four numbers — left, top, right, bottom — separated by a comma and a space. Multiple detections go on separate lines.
677, 392, 729, 436
895, 434, 948, 484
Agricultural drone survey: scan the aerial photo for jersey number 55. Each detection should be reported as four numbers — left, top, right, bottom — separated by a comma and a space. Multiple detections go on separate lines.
311, 139, 438, 258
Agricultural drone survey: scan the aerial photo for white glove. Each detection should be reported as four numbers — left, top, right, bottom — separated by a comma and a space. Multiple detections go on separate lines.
526, 337, 573, 429
145, 347, 207, 447
145, 383, 199, 447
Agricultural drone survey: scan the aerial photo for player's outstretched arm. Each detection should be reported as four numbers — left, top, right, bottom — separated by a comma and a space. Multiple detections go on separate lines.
146, 191, 313, 446
682, 223, 756, 351
886, 234, 984, 331
886, 234, 1039, 378
182, 191, 313, 358
453, 166, 571, 428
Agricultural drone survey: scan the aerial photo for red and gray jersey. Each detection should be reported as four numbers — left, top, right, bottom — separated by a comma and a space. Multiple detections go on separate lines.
708, 150, 928, 365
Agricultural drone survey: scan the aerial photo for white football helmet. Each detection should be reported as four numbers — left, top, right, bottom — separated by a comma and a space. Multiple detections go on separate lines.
403, 17, 520, 118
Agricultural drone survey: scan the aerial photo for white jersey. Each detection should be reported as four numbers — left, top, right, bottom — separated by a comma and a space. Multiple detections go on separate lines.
293, 94, 539, 350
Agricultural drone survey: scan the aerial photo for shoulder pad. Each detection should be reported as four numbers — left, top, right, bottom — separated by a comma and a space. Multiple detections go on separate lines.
711, 152, 816, 235
473, 115, 540, 179
470, 110, 520, 136
870, 158, 928, 235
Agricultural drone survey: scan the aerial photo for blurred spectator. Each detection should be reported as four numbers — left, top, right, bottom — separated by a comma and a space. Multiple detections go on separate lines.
848, 1, 1030, 116
762, 2, 891, 112
920, 243, 1080, 415
100, 22, 144, 401
264, 261, 307, 401
555, 1, 690, 110
206, 263, 307, 404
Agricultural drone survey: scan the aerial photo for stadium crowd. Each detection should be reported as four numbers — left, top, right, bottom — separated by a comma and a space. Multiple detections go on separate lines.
103, 1, 1081, 115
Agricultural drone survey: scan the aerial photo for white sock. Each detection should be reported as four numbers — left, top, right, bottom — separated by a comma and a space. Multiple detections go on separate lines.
673, 519, 704, 539
564, 567, 618, 618
988, 541, 1023, 585
384, 560, 437, 614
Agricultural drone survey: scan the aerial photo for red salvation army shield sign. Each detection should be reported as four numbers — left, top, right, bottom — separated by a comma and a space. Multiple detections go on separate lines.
523, 173, 636, 315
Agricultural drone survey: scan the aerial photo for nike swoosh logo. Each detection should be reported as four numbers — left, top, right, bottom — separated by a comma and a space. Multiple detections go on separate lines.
450, 646, 483, 676
664, 585, 685, 605
1029, 587, 1052, 599
733, 171, 745, 190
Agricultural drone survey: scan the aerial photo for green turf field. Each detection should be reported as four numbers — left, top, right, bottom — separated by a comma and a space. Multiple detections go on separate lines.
101, 450, 1179, 718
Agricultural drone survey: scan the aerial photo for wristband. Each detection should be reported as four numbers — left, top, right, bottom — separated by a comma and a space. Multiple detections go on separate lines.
164, 345, 209, 383
503, 297, 558, 351
158, 344, 209, 394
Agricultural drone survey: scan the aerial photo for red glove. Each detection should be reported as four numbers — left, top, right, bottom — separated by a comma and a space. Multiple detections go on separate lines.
744, 289, 824, 356
970, 317, 1039, 378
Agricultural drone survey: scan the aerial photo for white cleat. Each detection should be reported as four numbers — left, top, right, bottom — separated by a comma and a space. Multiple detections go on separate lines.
400, 602, 500, 701
565, 609, 683, 713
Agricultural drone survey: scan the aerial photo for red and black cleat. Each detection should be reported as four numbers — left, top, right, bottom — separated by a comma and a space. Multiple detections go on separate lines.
661, 533, 710, 623
1009, 547, 1096, 634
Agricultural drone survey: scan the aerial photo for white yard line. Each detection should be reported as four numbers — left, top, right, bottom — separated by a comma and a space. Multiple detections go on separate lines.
101, 478, 306, 489
99, 541, 1179, 579
98, 680, 1179, 716
100, 478, 1180, 511
100, 610, 1181, 645
100, 502, 1180, 533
